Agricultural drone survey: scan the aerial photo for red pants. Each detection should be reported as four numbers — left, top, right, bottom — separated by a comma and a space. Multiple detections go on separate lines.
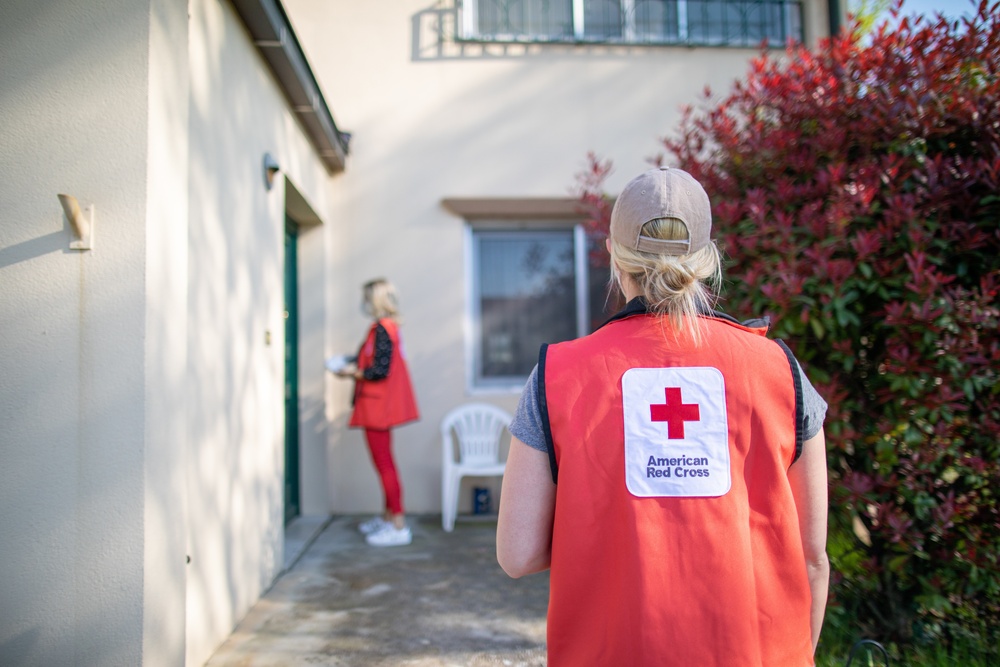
364, 428, 404, 515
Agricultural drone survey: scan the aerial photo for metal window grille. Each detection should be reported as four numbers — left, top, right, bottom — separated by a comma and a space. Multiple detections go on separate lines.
461, 0, 802, 46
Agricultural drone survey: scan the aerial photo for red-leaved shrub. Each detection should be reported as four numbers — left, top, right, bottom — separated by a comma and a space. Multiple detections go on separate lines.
577, 0, 1000, 650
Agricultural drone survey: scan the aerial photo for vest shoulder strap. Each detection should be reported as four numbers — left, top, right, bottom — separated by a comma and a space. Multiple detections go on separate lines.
537, 343, 558, 484
775, 339, 805, 462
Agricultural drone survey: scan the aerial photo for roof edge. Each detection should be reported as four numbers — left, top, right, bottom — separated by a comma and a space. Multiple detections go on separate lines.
230, 0, 349, 173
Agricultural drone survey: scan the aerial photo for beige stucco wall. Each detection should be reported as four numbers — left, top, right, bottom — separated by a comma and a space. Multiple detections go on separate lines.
183, 0, 336, 664
284, 0, 832, 516
0, 1, 155, 664
145, 0, 192, 664
0, 0, 337, 665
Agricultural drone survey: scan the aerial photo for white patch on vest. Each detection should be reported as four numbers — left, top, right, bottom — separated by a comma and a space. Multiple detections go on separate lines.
622, 367, 731, 498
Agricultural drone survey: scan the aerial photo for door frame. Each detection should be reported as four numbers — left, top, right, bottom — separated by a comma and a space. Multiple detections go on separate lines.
283, 219, 301, 524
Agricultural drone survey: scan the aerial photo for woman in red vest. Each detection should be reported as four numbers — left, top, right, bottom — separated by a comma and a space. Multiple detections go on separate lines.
335, 278, 419, 547
497, 168, 830, 666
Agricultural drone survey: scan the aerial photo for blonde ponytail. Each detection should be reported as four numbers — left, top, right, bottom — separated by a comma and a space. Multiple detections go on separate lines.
608, 217, 722, 343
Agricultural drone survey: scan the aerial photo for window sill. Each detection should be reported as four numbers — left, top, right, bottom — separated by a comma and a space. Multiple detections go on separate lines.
442, 197, 581, 221
467, 382, 528, 396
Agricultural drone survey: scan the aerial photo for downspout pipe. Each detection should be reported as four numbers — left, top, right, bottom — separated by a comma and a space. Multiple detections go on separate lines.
829, 0, 844, 35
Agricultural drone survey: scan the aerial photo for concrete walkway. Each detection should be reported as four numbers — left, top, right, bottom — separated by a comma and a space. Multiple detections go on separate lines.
205, 515, 549, 666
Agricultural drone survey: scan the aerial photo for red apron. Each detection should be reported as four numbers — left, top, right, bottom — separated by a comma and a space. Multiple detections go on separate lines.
349, 318, 419, 430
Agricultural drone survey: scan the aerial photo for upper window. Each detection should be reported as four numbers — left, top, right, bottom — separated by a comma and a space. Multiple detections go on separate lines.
460, 0, 803, 47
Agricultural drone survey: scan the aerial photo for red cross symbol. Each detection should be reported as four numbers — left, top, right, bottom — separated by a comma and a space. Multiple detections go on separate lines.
649, 387, 701, 439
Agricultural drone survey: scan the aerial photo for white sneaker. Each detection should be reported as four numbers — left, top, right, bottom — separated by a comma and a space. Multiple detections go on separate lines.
358, 516, 390, 535
365, 524, 412, 547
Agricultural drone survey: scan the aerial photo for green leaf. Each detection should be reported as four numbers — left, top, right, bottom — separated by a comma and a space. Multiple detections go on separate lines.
888, 554, 910, 573
809, 316, 825, 340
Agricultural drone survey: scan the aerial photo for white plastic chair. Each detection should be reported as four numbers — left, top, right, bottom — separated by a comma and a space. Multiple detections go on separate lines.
441, 403, 512, 532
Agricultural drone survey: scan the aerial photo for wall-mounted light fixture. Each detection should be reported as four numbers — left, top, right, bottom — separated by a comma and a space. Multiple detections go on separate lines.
263, 153, 280, 191
57, 194, 94, 250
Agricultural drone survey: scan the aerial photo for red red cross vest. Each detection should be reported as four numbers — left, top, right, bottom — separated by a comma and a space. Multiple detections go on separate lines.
539, 310, 812, 667
349, 318, 419, 430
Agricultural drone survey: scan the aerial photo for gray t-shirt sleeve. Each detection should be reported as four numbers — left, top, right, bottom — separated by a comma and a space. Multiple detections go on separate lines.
795, 359, 828, 440
509, 365, 547, 452
508, 359, 828, 454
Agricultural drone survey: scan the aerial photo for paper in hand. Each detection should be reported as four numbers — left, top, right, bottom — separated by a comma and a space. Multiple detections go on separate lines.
325, 354, 352, 373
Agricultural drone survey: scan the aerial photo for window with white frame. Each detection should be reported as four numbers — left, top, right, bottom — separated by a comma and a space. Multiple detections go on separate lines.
469, 224, 611, 390
459, 0, 803, 47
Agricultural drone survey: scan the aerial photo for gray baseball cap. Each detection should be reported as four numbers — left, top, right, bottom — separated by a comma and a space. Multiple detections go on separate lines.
609, 167, 712, 256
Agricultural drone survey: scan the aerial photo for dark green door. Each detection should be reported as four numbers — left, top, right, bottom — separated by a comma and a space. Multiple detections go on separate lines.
283, 222, 301, 524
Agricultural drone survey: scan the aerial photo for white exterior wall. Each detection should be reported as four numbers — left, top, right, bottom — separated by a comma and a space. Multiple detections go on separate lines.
183, 1, 335, 664
0, 2, 154, 665
0, 0, 337, 665
145, 0, 192, 664
284, 0, 831, 515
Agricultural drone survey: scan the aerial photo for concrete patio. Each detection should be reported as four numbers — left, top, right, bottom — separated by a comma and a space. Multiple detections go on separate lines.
204, 515, 549, 666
